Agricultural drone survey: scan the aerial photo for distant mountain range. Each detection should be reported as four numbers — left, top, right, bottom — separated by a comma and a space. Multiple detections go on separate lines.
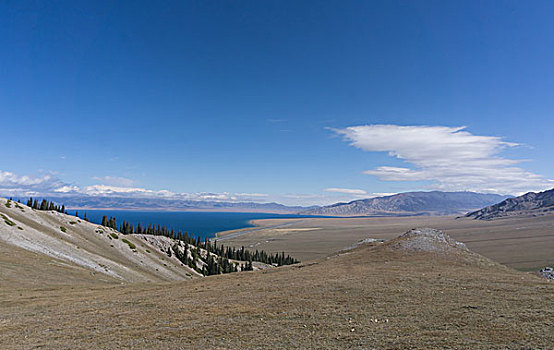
300, 191, 511, 217
466, 188, 554, 220
11, 190, 519, 217
17, 196, 316, 214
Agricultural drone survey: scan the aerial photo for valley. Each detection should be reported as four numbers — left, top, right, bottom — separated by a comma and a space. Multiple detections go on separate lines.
4, 3, 554, 348
217, 214, 554, 271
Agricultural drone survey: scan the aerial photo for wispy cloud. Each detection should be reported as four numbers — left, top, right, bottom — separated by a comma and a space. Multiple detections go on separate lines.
324, 187, 367, 195
235, 193, 269, 198
0, 169, 397, 206
333, 124, 554, 195
0, 170, 272, 203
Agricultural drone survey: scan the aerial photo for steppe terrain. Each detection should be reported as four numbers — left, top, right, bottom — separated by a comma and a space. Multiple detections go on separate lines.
1, 198, 553, 349
2, 230, 553, 349
217, 215, 554, 271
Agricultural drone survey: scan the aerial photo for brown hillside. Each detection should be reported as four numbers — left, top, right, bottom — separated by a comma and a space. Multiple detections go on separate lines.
1, 225, 552, 349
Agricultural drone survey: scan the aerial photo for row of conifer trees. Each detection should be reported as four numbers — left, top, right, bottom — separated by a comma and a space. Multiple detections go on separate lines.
103, 216, 299, 268
26, 197, 90, 221
26, 197, 66, 213
169, 240, 252, 276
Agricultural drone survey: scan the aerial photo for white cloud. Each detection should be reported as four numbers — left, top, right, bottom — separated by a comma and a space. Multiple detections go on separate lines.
334, 124, 554, 194
54, 185, 80, 193
369, 192, 398, 198
0, 170, 275, 203
0, 169, 395, 206
0, 171, 68, 195
324, 187, 367, 195
83, 184, 159, 196
235, 193, 269, 198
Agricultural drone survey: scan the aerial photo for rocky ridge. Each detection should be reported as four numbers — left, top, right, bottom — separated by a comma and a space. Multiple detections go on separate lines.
539, 267, 554, 280
467, 188, 554, 220
302, 191, 509, 217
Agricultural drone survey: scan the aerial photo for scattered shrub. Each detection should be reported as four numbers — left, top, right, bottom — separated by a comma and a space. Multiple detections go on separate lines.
110, 233, 118, 239
60, 226, 67, 233
121, 238, 136, 250
17, 226, 23, 230
69, 221, 77, 225
1, 214, 15, 226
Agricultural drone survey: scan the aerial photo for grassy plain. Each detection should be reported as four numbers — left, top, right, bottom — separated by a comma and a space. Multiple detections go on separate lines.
1, 239, 553, 349
217, 215, 554, 271
2, 200, 553, 349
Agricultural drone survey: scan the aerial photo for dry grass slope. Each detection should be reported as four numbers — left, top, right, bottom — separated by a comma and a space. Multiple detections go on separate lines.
1, 198, 553, 348
0, 197, 230, 286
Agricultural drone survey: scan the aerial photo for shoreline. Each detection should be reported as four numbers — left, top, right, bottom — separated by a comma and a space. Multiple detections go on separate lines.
214, 218, 282, 240
214, 217, 309, 241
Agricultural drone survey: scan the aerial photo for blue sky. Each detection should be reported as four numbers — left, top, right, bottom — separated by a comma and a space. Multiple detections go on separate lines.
1, 1, 554, 205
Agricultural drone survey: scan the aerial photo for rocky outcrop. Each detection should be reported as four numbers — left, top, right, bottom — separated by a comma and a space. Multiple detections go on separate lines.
389, 228, 468, 253
466, 188, 554, 220
539, 267, 554, 280
374, 227, 502, 266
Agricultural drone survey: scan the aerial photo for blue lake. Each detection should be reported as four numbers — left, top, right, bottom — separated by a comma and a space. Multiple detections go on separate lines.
67, 210, 315, 240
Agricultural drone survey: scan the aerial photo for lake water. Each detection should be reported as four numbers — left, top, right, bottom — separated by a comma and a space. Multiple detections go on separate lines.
67, 210, 315, 240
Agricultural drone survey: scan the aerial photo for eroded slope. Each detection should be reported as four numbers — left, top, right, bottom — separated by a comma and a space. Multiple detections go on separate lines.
0, 198, 197, 285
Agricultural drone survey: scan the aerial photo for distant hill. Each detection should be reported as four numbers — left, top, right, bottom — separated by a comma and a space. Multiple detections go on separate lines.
20, 196, 316, 214
300, 191, 510, 217
466, 188, 554, 220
